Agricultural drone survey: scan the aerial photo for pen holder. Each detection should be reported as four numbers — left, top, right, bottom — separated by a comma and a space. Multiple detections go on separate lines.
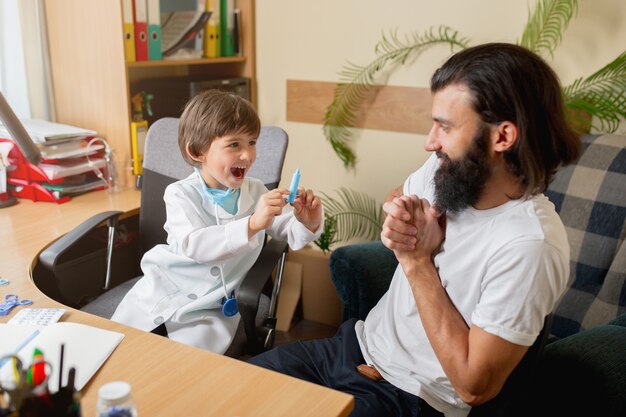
17, 386, 81, 417
0, 354, 81, 417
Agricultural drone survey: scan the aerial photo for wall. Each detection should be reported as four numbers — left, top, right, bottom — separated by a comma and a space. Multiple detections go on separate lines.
255, 0, 626, 222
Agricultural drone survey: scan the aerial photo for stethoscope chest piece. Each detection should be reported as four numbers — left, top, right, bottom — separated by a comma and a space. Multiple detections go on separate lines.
221, 293, 238, 317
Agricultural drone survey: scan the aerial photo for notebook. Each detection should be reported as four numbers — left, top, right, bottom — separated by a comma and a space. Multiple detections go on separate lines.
0, 322, 124, 391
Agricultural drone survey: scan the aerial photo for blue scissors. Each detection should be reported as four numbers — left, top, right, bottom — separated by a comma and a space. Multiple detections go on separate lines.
0, 294, 33, 316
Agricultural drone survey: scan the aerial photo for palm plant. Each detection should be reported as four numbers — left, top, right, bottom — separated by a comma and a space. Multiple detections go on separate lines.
318, 0, 625, 250
323, 0, 625, 169
314, 188, 383, 253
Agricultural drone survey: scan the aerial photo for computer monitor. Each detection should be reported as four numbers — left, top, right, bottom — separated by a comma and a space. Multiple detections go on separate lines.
0, 91, 41, 165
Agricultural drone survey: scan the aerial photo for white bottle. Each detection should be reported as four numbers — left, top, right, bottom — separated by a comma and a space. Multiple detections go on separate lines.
96, 381, 138, 417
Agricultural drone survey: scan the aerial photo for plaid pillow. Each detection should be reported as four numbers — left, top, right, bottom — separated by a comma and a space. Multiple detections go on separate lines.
545, 134, 626, 338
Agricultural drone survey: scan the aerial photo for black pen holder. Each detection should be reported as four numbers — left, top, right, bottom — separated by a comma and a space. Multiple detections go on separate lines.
15, 386, 81, 417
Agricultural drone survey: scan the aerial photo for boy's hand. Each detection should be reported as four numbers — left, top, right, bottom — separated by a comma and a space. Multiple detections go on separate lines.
249, 188, 288, 237
292, 187, 322, 233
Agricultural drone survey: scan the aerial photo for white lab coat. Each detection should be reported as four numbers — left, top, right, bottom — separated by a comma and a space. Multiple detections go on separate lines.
111, 172, 322, 353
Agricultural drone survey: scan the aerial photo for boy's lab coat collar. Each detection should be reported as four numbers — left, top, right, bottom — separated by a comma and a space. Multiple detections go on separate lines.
197, 176, 256, 218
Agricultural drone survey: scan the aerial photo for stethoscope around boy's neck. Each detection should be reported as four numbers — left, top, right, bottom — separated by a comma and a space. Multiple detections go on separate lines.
194, 168, 239, 317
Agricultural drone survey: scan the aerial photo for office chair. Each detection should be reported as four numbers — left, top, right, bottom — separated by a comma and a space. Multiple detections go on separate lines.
36, 118, 290, 357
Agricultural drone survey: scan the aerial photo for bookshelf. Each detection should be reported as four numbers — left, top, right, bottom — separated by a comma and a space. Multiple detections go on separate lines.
44, 0, 256, 187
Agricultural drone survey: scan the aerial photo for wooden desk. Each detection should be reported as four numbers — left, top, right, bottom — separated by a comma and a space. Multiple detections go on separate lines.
0, 188, 354, 417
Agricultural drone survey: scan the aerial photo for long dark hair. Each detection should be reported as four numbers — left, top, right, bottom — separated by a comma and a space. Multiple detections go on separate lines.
431, 43, 581, 196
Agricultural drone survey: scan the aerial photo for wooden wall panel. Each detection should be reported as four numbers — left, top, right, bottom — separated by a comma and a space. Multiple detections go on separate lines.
286, 80, 433, 135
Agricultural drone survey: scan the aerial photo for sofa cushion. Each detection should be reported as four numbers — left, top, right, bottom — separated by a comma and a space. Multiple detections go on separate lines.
330, 241, 397, 321
532, 323, 626, 417
545, 134, 626, 338
608, 312, 626, 327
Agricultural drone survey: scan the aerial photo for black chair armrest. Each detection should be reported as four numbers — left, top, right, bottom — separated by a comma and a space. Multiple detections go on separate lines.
39, 211, 123, 271
238, 237, 289, 355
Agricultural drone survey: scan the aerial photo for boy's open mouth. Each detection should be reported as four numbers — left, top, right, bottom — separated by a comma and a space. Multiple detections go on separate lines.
231, 167, 246, 179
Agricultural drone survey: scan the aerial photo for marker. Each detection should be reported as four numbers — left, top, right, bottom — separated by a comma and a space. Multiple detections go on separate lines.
58, 343, 64, 391
27, 347, 46, 386
287, 168, 300, 204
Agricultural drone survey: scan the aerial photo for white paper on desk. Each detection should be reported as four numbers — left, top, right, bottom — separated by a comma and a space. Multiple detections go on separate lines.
0, 119, 96, 144
40, 141, 104, 160
38, 157, 106, 180
0, 322, 124, 392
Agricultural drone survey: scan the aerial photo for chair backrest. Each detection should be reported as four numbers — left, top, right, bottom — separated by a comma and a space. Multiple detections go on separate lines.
544, 133, 626, 339
138, 117, 289, 257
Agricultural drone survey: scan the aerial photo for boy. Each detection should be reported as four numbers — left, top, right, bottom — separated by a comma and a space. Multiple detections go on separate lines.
112, 90, 323, 353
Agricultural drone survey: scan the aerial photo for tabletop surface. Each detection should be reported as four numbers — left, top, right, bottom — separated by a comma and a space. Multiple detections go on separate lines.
0, 187, 354, 417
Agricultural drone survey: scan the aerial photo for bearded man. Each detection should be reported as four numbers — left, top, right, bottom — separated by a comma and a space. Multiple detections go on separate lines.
249, 43, 581, 417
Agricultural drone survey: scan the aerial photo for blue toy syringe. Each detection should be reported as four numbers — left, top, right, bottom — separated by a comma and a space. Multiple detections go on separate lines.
287, 168, 300, 204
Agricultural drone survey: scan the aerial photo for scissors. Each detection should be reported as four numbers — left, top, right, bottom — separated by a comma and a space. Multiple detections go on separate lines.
0, 355, 28, 411
0, 294, 33, 316
0, 354, 52, 411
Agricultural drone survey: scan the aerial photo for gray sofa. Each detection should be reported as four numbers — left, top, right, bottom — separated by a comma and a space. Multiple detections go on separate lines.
329, 133, 626, 416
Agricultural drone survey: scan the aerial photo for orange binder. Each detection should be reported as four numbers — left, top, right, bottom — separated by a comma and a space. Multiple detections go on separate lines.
133, 0, 149, 61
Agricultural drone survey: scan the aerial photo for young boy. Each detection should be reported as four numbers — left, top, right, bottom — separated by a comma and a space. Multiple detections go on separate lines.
111, 90, 323, 354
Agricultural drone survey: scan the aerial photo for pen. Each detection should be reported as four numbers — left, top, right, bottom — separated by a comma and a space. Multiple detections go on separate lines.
58, 343, 65, 391
67, 366, 76, 393
287, 168, 300, 204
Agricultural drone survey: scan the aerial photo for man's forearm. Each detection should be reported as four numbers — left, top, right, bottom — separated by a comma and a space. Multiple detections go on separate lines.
403, 258, 484, 405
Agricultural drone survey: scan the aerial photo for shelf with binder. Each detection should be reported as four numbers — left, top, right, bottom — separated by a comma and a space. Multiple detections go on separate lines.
126, 55, 245, 68
43, 0, 256, 187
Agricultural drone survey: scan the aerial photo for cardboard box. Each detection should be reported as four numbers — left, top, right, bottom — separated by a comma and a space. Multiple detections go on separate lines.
274, 261, 302, 332
286, 245, 342, 327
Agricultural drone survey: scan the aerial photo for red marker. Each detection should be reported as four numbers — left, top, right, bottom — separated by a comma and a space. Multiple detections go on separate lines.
27, 347, 46, 386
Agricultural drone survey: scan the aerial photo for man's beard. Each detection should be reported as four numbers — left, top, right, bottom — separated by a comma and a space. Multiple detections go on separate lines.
433, 126, 491, 214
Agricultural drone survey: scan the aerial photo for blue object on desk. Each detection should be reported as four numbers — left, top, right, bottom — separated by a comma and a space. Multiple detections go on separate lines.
0, 294, 33, 316
287, 167, 300, 204
0, 278, 9, 285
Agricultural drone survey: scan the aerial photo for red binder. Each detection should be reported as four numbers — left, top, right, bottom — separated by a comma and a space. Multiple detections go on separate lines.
133, 0, 149, 61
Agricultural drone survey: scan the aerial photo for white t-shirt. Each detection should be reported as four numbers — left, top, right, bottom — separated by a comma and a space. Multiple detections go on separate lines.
355, 154, 570, 417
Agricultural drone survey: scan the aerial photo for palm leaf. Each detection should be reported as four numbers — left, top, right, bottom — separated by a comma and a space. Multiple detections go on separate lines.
323, 26, 469, 169
313, 214, 338, 254
519, 0, 578, 58
319, 187, 384, 244
563, 51, 626, 133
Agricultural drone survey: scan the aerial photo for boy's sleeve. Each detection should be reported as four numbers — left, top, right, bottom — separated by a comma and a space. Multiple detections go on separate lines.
267, 206, 324, 251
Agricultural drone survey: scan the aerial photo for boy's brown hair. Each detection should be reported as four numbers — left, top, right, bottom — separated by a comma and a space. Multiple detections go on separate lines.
178, 89, 261, 167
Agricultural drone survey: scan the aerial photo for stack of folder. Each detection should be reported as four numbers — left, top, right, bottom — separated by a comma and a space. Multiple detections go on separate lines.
205, 0, 241, 58
0, 120, 109, 204
122, 0, 242, 62
123, 0, 162, 62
